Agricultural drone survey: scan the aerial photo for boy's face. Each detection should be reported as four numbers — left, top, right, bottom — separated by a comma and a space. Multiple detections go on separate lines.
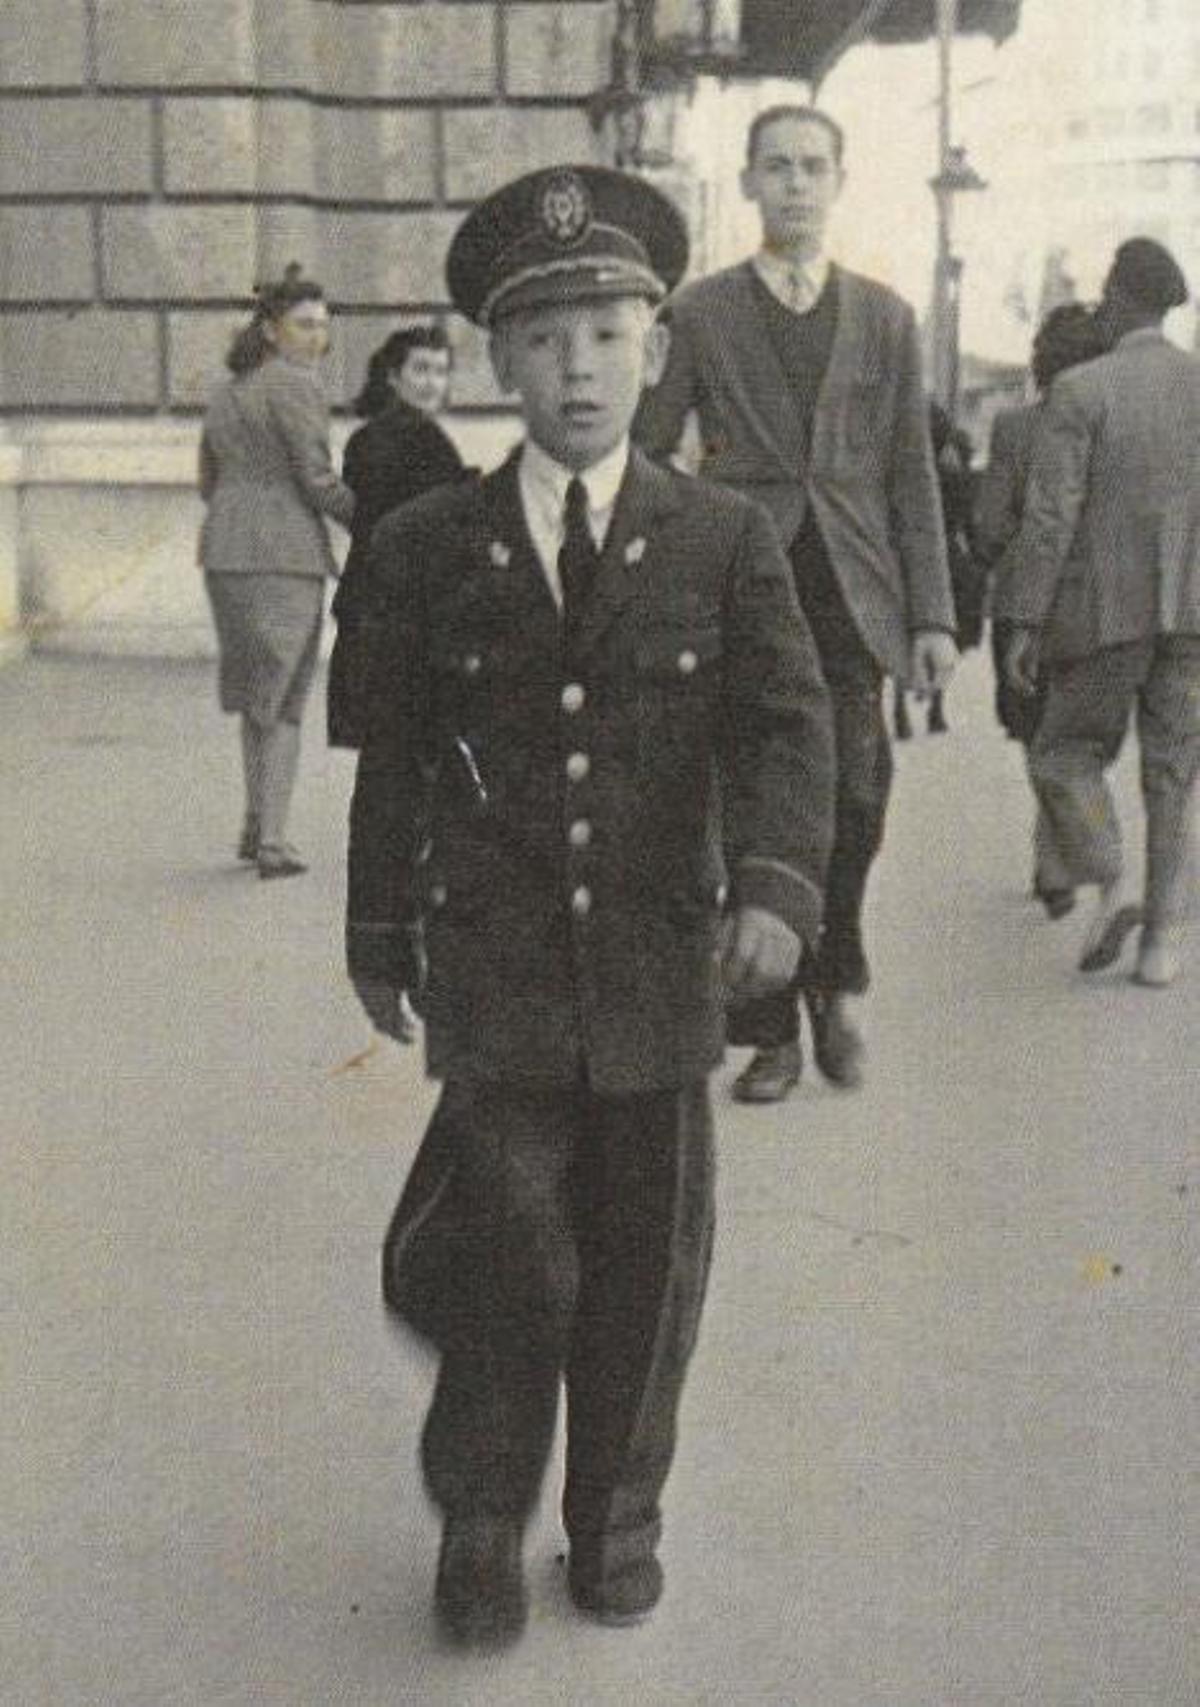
740, 117, 844, 254
489, 296, 667, 470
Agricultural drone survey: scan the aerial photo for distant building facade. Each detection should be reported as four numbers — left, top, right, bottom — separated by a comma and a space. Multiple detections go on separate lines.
0, 0, 617, 656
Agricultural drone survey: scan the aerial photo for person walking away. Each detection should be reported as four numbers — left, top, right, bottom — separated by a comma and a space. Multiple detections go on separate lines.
999, 238, 1200, 986
346, 165, 835, 1649
199, 263, 353, 878
976, 303, 1106, 918
894, 401, 982, 738
327, 324, 466, 749
635, 104, 956, 1099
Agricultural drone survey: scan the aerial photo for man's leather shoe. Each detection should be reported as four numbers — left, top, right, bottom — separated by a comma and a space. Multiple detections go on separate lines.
237, 817, 260, 862
731, 1042, 802, 1103
568, 1551, 663, 1627
256, 842, 308, 880
435, 1513, 528, 1650
1078, 902, 1142, 972
806, 992, 865, 1089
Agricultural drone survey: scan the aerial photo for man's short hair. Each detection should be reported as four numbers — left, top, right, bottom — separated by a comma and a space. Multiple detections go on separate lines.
745, 106, 846, 169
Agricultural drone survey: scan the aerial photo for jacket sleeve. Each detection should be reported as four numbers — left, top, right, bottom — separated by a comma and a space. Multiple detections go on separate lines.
345, 521, 435, 986
886, 308, 956, 635
632, 302, 701, 462
266, 363, 356, 532
993, 381, 1091, 628
721, 500, 835, 949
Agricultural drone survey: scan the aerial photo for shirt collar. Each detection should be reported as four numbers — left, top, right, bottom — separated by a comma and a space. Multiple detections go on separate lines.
520, 436, 629, 516
1116, 326, 1165, 348
754, 247, 831, 302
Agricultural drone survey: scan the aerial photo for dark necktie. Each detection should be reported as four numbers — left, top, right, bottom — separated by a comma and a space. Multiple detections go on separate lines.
558, 475, 598, 651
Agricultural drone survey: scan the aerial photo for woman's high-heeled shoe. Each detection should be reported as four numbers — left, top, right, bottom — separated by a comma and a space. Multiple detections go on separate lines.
257, 843, 307, 880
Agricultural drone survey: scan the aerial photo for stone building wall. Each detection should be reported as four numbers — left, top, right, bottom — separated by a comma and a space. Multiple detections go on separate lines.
0, 1, 620, 653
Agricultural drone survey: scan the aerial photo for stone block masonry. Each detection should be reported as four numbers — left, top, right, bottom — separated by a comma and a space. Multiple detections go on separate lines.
0, 0, 619, 417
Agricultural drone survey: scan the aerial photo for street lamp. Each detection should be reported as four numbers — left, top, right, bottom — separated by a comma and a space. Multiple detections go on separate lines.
930, 0, 988, 415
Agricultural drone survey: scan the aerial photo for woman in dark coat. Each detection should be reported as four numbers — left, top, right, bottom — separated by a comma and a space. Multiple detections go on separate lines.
327, 325, 466, 748
199, 263, 354, 878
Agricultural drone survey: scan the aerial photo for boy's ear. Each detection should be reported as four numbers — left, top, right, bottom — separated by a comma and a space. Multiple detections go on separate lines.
642, 315, 670, 389
488, 326, 515, 394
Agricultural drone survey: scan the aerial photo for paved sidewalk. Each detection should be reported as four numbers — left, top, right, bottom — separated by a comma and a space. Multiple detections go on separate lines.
3, 652, 1197, 1705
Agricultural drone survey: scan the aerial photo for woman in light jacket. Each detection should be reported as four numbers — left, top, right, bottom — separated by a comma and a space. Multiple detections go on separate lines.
199, 264, 354, 878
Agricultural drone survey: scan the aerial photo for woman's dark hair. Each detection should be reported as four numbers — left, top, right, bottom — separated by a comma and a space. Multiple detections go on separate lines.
352, 323, 452, 418
1031, 303, 1104, 394
225, 262, 326, 376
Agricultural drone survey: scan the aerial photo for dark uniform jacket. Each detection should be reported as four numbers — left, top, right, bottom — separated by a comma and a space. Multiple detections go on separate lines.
634, 261, 955, 679
347, 445, 835, 1096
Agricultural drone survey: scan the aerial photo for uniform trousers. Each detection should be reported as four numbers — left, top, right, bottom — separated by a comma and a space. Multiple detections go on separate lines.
729, 514, 891, 1047
383, 1074, 715, 1571
1031, 635, 1200, 930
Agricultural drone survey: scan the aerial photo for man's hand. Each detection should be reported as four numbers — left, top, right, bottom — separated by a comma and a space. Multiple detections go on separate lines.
351, 973, 419, 1044
721, 905, 801, 1002
909, 630, 958, 698
1004, 626, 1041, 697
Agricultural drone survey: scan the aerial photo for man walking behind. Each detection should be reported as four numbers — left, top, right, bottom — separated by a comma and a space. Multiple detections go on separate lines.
636, 105, 956, 1098
1001, 238, 1200, 988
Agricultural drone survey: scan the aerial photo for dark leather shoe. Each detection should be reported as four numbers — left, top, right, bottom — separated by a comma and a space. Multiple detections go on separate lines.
257, 842, 307, 880
1040, 887, 1076, 921
568, 1551, 663, 1627
731, 1042, 802, 1103
1078, 903, 1143, 973
435, 1513, 527, 1650
807, 993, 864, 1089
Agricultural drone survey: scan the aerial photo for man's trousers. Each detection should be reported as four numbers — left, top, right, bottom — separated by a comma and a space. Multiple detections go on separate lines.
729, 515, 892, 1047
1031, 635, 1200, 931
382, 1075, 715, 1573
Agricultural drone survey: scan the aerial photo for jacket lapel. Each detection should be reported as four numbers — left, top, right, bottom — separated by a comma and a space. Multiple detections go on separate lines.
477, 450, 560, 622
576, 447, 681, 663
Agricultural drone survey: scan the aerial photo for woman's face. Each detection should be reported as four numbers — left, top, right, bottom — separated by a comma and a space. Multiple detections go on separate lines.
390, 345, 452, 414
266, 298, 331, 365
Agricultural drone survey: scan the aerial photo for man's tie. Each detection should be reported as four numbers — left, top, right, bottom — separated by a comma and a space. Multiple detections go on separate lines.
786, 266, 815, 315
558, 475, 598, 653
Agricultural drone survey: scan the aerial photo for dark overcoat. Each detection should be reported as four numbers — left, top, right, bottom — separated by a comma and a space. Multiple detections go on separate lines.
347, 445, 835, 1097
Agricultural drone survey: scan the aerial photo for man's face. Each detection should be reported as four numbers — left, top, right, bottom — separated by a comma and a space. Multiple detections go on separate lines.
490, 296, 667, 470
740, 118, 844, 253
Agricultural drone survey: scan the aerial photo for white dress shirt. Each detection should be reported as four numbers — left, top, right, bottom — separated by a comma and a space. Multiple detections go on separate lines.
518, 437, 629, 606
752, 248, 831, 316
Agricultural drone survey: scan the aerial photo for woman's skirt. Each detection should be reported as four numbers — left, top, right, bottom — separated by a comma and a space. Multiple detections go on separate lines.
205, 573, 323, 725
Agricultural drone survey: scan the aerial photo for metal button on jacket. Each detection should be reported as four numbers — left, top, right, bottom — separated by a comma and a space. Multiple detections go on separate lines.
677, 648, 698, 675
430, 883, 448, 909
568, 818, 592, 849
566, 751, 590, 782
571, 885, 592, 917
561, 681, 586, 714
462, 652, 482, 677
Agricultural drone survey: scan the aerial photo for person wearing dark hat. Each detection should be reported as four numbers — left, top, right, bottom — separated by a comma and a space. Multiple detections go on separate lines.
634, 105, 957, 1101
345, 164, 835, 1647
1000, 237, 1200, 987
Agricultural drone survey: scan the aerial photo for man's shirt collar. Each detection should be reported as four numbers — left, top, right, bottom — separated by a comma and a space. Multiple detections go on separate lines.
520, 436, 629, 517
753, 248, 832, 315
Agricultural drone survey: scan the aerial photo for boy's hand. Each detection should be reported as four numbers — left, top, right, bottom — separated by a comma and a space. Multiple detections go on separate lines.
721, 906, 801, 1001
352, 975, 419, 1043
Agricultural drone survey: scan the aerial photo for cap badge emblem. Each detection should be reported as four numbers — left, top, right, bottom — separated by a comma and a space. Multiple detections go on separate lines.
537, 171, 592, 247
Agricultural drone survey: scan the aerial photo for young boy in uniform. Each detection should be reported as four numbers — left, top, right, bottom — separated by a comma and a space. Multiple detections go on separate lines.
346, 164, 835, 1649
